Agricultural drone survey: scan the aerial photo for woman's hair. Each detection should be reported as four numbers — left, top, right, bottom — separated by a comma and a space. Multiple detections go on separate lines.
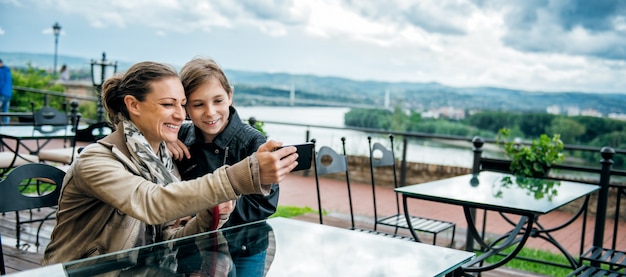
179, 57, 232, 98
101, 61, 178, 125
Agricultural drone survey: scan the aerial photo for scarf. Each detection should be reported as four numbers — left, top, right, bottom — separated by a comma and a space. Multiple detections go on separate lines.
123, 120, 179, 245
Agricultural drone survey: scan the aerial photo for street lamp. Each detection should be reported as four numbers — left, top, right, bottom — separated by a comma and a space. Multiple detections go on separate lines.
52, 22, 61, 74
90, 52, 117, 123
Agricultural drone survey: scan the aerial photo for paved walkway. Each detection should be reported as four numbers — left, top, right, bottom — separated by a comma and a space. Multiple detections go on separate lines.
278, 171, 626, 276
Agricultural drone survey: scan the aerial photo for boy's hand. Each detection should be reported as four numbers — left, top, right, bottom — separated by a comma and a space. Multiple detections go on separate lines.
167, 139, 191, 160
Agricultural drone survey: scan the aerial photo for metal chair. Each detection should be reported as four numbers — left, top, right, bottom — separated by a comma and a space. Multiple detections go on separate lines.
312, 140, 350, 226
30, 103, 70, 153
312, 138, 414, 241
38, 117, 113, 165
368, 135, 456, 247
0, 163, 65, 275
567, 148, 626, 276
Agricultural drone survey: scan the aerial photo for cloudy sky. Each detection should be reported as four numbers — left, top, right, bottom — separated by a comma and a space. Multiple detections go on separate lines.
1, 0, 626, 94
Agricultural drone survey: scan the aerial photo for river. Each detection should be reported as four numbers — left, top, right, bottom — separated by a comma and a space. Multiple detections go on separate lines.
236, 106, 476, 167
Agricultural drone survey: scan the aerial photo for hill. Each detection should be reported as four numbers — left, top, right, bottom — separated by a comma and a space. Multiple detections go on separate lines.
2, 51, 625, 114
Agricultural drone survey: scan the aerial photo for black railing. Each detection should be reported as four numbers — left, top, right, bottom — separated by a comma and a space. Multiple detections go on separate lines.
255, 118, 626, 185
13, 86, 99, 104
8, 86, 99, 125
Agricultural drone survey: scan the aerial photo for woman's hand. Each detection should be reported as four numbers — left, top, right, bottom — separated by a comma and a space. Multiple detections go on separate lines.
256, 140, 298, 184
217, 200, 236, 220
173, 215, 193, 228
166, 139, 191, 160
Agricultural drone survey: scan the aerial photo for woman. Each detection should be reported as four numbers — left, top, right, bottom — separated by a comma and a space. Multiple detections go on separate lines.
42, 61, 298, 265
169, 57, 277, 276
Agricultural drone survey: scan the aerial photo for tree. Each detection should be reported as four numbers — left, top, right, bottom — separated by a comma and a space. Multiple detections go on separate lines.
11, 63, 66, 112
517, 113, 556, 138
547, 117, 586, 144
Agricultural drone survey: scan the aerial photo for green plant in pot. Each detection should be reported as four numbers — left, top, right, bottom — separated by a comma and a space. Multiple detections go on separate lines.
497, 128, 565, 178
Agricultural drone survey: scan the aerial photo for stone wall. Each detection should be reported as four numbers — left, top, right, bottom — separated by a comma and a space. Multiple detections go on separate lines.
346, 155, 471, 185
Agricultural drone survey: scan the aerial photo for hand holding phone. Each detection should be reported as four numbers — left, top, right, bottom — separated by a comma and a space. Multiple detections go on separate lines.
276, 142, 314, 172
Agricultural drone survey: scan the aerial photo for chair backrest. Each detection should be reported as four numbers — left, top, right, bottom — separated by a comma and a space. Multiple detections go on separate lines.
370, 142, 396, 167
367, 135, 400, 229
315, 146, 348, 175
32, 105, 69, 127
0, 163, 65, 213
312, 138, 356, 227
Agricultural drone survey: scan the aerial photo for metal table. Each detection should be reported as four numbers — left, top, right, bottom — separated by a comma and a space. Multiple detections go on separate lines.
0, 125, 77, 175
9, 217, 475, 277
396, 171, 599, 274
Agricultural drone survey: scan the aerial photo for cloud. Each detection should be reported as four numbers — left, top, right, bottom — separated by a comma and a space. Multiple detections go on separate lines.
0, 26, 4, 36
487, 0, 626, 60
345, 0, 473, 35
3, 0, 626, 93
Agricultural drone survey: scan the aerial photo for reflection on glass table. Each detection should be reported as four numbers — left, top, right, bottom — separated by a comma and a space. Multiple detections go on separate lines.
9, 217, 475, 277
493, 175, 561, 201
396, 171, 599, 274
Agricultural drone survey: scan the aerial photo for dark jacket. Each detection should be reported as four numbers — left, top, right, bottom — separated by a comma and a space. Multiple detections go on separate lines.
176, 106, 279, 228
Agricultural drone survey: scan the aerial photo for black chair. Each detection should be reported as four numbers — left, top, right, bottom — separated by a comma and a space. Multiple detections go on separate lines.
312, 140, 350, 226
567, 148, 626, 276
31, 103, 70, 152
0, 163, 65, 275
367, 135, 456, 247
38, 117, 113, 165
312, 138, 414, 241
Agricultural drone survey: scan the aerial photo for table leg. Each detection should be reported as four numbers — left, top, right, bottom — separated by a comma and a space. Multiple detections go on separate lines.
494, 196, 589, 270
461, 206, 535, 273
401, 194, 423, 243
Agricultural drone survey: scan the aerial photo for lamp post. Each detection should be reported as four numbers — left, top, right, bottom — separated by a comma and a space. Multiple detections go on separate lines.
90, 52, 117, 123
52, 22, 61, 74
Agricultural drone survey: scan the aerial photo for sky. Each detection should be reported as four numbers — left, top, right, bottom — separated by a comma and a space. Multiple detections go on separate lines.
1, 0, 626, 94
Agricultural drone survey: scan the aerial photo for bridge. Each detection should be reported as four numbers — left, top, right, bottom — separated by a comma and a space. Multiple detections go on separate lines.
235, 85, 390, 109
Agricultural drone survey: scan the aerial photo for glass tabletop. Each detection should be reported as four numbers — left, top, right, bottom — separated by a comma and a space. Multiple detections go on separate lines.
0, 125, 77, 139
396, 171, 599, 214
11, 217, 474, 277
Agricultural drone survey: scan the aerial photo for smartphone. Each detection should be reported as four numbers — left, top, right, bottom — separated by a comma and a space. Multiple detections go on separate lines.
277, 142, 314, 172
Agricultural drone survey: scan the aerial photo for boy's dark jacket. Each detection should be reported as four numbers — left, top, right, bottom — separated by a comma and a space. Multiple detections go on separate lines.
176, 107, 279, 228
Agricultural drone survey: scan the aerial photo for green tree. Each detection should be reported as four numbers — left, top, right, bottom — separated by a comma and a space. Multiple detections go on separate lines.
390, 106, 409, 132
11, 63, 66, 112
546, 117, 586, 144
585, 131, 626, 168
517, 113, 556, 138
571, 116, 626, 143
465, 111, 518, 133
344, 108, 393, 130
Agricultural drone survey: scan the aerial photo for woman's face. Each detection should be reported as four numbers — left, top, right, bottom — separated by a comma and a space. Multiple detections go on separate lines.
186, 76, 232, 143
127, 77, 187, 150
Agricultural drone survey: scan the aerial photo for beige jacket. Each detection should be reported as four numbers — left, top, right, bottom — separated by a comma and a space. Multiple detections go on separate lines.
42, 127, 269, 265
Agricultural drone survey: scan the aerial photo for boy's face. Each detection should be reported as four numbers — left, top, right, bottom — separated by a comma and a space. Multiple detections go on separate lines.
186, 76, 232, 143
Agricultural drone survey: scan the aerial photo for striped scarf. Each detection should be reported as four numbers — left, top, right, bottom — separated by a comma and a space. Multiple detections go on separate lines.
123, 119, 179, 245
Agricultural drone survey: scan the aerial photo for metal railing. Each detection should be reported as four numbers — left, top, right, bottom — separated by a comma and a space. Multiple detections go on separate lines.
13, 86, 99, 104
7, 86, 99, 125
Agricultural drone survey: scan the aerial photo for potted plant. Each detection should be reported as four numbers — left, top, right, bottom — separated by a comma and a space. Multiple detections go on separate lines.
496, 128, 565, 178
